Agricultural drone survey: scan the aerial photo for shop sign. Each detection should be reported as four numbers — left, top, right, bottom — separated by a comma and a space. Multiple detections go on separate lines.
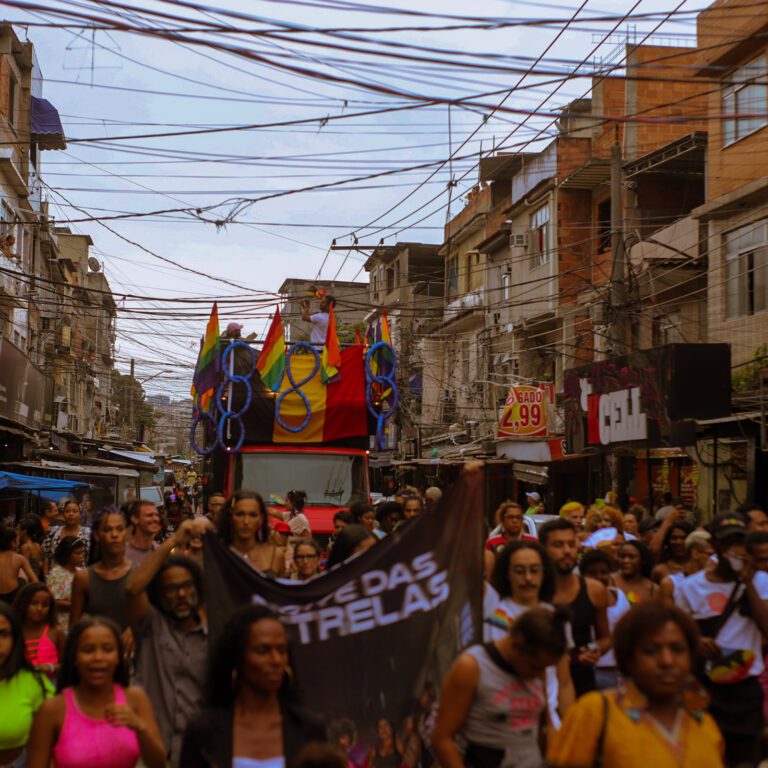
497, 383, 553, 439
584, 384, 647, 445
564, 344, 730, 453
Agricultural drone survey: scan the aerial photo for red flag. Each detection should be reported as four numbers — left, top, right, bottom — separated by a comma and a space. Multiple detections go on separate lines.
355, 325, 362, 345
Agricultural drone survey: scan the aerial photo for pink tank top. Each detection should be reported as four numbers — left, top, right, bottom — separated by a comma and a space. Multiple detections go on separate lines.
25, 624, 58, 666
52, 685, 141, 768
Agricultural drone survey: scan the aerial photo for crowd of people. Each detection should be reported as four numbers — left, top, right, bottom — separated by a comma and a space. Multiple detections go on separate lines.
0, 481, 767, 767
474, 493, 768, 768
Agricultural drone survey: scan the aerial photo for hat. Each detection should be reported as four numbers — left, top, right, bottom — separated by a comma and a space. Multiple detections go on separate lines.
226, 322, 243, 333
273, 520, 291, 534
707, 513, 747, 541
583, 527, 619, 549
526, 491, 540, 502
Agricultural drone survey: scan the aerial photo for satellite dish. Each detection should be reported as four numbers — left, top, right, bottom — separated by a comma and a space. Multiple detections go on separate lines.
87, 257, 101, 273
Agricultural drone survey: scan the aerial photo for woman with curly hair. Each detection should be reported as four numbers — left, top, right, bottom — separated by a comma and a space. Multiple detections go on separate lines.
219, 490, 286, 577
485, 541, 574, 728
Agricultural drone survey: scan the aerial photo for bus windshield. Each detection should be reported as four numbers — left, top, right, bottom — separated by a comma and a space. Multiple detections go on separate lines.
236, 451, 367, 508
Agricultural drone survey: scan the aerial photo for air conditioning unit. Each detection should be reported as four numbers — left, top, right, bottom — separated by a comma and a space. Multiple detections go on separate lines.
510, 232, 528, 248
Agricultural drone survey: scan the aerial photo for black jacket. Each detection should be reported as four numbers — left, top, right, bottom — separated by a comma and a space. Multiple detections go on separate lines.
179, 700, 326, 768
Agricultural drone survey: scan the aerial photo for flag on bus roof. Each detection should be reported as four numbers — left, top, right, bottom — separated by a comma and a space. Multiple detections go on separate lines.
381, 308, 392, 346
321, 304, 342, 385
256, 308, 286, 392
191, 303, 220, 413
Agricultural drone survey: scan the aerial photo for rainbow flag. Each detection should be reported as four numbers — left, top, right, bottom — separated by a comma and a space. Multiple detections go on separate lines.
321, 304, 341, 385
379, 309, 395, 379
381, 308, 392, 346
191, 303, 220, 413
256, 308, 286, 392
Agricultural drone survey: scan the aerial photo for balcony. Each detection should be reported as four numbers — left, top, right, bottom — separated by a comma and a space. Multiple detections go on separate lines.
0, 147, 28, 197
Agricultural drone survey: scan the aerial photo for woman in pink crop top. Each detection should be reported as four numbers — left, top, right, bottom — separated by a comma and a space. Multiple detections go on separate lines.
26, 616, 166, 768
13, 583, 65, 680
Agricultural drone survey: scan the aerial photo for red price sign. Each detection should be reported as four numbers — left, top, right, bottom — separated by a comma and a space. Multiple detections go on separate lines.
497, 385, 549, 438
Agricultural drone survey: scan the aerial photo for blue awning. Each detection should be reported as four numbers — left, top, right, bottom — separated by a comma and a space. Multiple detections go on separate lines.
0, 471, 88, 492
30, 96, 66, 150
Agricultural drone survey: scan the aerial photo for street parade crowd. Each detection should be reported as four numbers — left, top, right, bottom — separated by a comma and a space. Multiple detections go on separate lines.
1, 476, 768, 768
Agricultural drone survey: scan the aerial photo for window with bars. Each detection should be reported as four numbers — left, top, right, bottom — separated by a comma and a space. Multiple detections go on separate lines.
529, 205, 549, 268
724, 221, 768, 318
723, 54, 767, 146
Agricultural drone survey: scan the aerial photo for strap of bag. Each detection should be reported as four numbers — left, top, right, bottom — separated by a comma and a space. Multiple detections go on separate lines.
482, 642, 518, 676
702, 580, 743, 641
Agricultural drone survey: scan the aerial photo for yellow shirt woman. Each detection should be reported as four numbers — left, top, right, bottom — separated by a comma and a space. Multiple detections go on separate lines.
547, 682, 725, 768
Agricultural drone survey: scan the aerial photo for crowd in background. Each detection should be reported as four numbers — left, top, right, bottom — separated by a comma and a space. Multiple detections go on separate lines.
0, 478, 767, 767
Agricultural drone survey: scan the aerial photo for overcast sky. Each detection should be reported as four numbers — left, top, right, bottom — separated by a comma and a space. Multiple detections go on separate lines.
10, 0, 699, 397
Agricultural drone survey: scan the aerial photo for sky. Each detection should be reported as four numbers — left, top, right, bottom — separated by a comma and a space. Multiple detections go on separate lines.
7, 0, 701, 398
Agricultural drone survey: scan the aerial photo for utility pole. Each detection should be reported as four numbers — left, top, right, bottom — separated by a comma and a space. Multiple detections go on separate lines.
128, 357, 135, 441
609, 145, 626, 356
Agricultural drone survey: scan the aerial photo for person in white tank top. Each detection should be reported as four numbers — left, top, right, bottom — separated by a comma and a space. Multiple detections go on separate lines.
433, 606, 569, 768
482, 540, 575, 729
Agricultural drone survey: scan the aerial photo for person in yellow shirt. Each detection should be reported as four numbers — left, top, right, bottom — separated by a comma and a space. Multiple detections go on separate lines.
547, 603, 725, 768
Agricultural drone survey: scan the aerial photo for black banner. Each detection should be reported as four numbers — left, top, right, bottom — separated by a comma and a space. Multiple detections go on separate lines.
203, 469, 484, 766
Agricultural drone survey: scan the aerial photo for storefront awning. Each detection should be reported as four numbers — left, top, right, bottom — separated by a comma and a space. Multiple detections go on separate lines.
30, 96, 66, 150
513, 462, 549, 485
0, 470, 87, 492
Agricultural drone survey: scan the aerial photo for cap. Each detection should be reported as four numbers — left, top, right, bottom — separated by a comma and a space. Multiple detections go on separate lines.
583, 527, 619, 549
226, 322, 243, 333
707, 513, 747, 541
273, 520, 291, 534
526, 491, 540, 502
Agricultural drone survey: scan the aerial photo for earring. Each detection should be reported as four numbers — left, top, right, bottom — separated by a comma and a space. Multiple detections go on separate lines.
231, 668, 238, 689
284, 666, 294, 686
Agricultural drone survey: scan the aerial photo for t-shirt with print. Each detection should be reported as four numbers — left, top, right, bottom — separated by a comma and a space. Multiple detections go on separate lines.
309, 312, 329, 345
674, 569, 768, 682
483, 595, 561, 729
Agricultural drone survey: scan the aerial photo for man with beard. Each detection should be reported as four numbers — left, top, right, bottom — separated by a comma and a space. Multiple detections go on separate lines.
127, 517, 213, 766
539, 518, 611, 697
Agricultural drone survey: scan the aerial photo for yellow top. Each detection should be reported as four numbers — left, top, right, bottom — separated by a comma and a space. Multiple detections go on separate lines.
546, 683, 725, 768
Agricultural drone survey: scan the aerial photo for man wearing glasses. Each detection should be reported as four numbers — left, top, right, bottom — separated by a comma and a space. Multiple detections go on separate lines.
126, 518, 212, 767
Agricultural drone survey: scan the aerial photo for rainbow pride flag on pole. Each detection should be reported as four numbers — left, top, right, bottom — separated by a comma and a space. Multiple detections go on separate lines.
191, 303, 220, 413
321, 304, 342, 385
256, 308, 286, 392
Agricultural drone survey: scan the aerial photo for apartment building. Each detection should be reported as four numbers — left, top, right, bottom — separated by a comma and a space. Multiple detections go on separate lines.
692, 0, 768, 366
